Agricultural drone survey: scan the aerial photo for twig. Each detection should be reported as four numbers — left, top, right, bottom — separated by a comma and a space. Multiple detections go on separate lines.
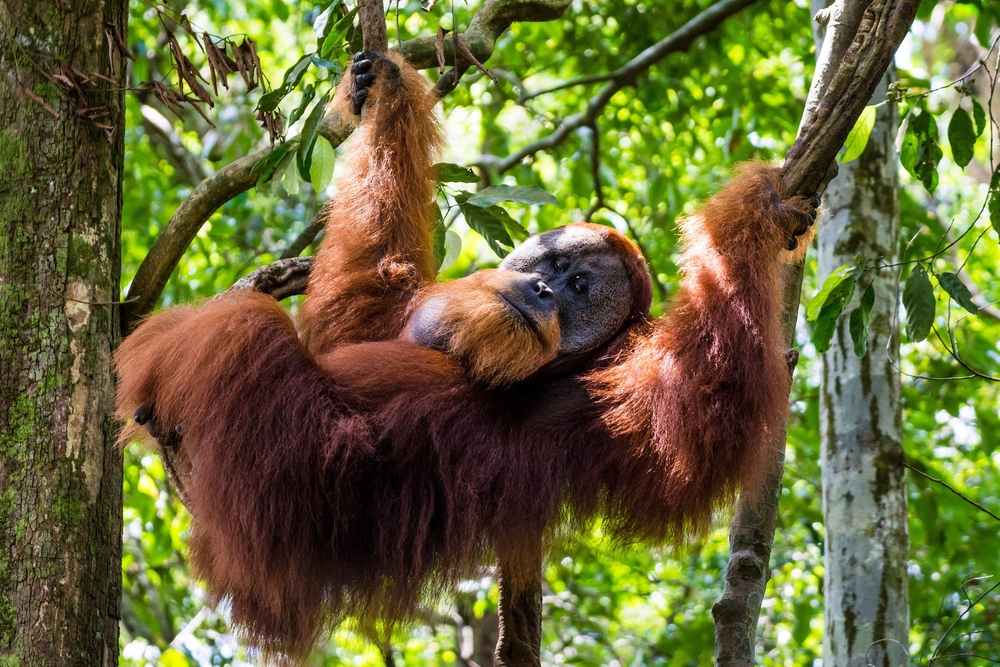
280, 215, 326, 259
906, 462, 1000, 524
476, 0, 762, 174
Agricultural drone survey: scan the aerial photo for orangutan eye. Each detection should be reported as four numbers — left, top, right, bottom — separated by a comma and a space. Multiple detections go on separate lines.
572, 276, 587, 294
555, 258, 570, 272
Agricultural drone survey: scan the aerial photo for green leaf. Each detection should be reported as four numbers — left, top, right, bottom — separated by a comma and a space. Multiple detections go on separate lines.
903, 108, 943, 195
430, 205, 446, 270
272, 148, 297, 195
288, 84, 316, 126
899, 128, 918, 174
434, 163, 479, 183
460, 203, 514, 258
270, 0, 290, 21
947, 108, 976, 168
937, 272, 978, 314
159, 648, 189, 667
902, 265, 935, 342
321, 7, 358, 59
840, 105, 876, 163
313, 1, 340, 42
806, 265, 854, 321
251, 139, 298, 189
465, 185, 558, 208
257, 55, 313, 113
487, 204, 529, 240
280, 154, 300, 195
808, 265, 862, 354
848, 284, 875, 358
990, 190, 1000, 236
311, 55, 338, 70
442, 230, 462, 271
297, 92, 331, 181
972, 99, 987, 137
281, 53, 313, 91
811, 299, 845, 354
309, 136, 336, 192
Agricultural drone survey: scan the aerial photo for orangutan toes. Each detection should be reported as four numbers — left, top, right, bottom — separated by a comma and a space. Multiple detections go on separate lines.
350, 51, 400, 115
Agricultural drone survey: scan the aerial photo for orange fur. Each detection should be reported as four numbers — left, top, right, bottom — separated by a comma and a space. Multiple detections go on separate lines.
299, 52, 444, 355
114, 51, 808, 661
405, 270, 561, 386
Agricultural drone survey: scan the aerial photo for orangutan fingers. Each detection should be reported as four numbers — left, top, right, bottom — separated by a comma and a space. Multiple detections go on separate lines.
351, 88, 368, 115
134, 402, 153, 425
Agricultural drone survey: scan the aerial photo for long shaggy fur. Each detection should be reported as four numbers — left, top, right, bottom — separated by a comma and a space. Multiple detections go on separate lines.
299, 51, 443, 355
115, 55, 804, 662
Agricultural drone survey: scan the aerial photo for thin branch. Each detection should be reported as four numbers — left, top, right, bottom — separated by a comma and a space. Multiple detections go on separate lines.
397, 0, 573, 71
280, 215, 326, 259
519, 72, 618, 102
905, 463, 1000, 524
476, 0, 762, 174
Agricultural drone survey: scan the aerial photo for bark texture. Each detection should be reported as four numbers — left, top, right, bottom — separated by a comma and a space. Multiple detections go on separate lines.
816, 69, 910, 667
0, 1, 126, 665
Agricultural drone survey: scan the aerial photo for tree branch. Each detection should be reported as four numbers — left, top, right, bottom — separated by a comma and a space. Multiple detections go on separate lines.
476, 0, 762, 174
712, 1, 920, 664
398, 0, 573, 69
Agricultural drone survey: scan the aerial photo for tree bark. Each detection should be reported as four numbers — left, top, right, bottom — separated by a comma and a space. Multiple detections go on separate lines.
0, 1, 127, 665
815, 32, 909, 667
713, 1, 918, 663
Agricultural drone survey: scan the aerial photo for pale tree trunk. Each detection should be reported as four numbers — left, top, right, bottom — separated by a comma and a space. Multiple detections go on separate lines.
814, 2, 909, 662
0, 1, 127, 665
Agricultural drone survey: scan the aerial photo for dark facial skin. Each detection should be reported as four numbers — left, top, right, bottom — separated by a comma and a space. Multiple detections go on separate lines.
500, 225, 633, 355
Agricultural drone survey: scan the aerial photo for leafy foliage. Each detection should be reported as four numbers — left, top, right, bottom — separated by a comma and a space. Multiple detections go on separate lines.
119, 0, 1000, 665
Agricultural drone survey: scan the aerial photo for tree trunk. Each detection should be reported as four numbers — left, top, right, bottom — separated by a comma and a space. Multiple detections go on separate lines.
0, 1, 127, 665
814, 6, 910, 659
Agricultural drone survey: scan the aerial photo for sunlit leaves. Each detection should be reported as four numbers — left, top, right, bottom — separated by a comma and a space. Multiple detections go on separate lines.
434, 163, 480, 183
257, 53, 313, 113
288, 83, 316, 126
903, 265, 935, 342
321, 8, 359, 59
459, 201, 516, 257
309, 136, 336, 192
807, 264, 860, 353
937, 272, 978, 315
841, 105, 876, 163
947, 108, 976, 168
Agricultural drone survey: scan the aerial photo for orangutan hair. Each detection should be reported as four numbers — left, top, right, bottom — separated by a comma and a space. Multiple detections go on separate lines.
115, 51, 816, 660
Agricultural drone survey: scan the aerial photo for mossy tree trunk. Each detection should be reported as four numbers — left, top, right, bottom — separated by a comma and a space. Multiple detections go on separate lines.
813, 1, 910, 658
0, 1, 127, 665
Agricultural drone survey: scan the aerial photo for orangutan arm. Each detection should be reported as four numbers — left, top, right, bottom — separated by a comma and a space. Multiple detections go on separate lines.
299, 52, 444, 354
585, 164, 817, 541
